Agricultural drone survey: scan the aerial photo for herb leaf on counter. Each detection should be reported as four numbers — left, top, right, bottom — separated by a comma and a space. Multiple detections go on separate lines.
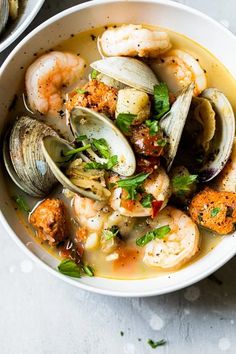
58, 259, 81, 278
116, 113, 136, 134
148, 339, 167, 349
153, 83, 170, 119
14, 195, 31, 213
136, 225, 171, 247
117, 172, 149, 200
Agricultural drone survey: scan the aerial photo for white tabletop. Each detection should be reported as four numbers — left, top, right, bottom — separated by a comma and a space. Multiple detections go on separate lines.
0, 1, 236, 353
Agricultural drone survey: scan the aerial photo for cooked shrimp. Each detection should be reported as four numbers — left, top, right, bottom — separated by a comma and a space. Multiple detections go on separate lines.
143, 206, 200, 269
214, 138, 236, 192
110, 167, 171, 217
100, 24, 171, 58
73, 194, 135, 250
25, 51, 85, 115
151, 49, 207, 95
189, 187, 236, 235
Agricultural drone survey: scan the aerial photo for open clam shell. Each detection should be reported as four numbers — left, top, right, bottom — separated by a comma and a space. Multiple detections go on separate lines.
199, 88, 235, 182
3, 116, 59, 197
41, 136, 111, 201
70, 107, 136, 176
90, 57, 159, 94
160, 83, 194, 171
0, 0, 9, 35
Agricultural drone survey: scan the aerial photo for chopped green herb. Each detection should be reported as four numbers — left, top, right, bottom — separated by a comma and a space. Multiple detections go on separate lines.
58, 259, 81, 278
172, 174, 198, 193
92, 138, 110, 159
91, 69, 99, 79
145, 120, 159, 136
85, 155, 118, 170
14, 195, 31, 213
136, 225, 171, 247
211, 207, 221, 217
148, 339, 167, 349
157, 139, 167, 147
76, 88, 87, 94
141, 194, 154, 208
108, 182, 116, 190
82, 264, 94, 277
62, 144, 91, 157
116, 113, 136, 134
103, 225, 119, 240
153, 83, 170, 119
76, 135, 88, 142
117, 173, 149, 200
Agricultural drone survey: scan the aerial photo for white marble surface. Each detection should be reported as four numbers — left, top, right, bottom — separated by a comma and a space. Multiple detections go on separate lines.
0, 1, 236, 353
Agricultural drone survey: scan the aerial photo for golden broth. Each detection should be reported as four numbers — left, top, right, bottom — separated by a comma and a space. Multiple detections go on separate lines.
7, 24, 236, 280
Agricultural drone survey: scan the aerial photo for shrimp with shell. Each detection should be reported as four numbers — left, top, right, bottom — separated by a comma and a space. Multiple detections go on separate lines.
25, 51, 86, 116
100, 24, 171, 58
143, 206, 200, 269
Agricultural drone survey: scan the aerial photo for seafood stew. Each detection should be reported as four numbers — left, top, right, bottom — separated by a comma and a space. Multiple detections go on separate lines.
3, 24, 236, 280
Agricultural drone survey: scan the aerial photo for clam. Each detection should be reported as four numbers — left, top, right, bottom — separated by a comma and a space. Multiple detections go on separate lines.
0, 0, 9, 35
159, 83, 194, 171
41, 136, 111, 201
199, 88, 235, 181
3, 116, 59, 197
90, 57, 159, 94
69, 106, 136, 176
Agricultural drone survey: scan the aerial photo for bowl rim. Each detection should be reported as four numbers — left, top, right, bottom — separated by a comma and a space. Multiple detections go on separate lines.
1, 0, 236, 297
0, 0, 45, 53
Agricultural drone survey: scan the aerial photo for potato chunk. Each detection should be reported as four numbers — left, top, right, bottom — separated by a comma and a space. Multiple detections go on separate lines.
189, 188, 236, 235
115, 88, 151, 124
29, 199, 68, 245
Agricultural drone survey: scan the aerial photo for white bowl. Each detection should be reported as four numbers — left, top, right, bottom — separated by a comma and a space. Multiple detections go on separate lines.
0, 0, 45, 52
1, 0, 236, 297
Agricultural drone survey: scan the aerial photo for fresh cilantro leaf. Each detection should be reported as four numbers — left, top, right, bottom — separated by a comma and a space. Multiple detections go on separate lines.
172, 174, 198, 193
82, 264, 94, 277
85, 155, 118, 170
92, 138, 110, 159
116, 113, 136, 134
76, 88, 87, 94
211, 207, 221, 217
62, 144, 91, 157
58, 259, 81, 278
76, 135, 88, 142
14, 195, 31, 213
145, 120, 159, 136
153, 83, 170, 119
136, 225, 171, 247
91, 69, 99, 79
148, 339, 167, 349
103, 225, 119, 240
157, 139, 167, 147
117, 173, 149, 200
141, 194, 154, 208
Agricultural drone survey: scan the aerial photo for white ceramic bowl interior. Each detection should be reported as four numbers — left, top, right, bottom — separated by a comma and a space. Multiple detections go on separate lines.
1, 0, 236, 297
0, 0, 45, 52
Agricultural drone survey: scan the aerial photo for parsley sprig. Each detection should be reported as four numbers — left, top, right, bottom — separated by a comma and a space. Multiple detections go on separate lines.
117, 173, 149, 200
116, 113, 136, 134
172, 174, 198, 194
153, 83, 170, 119
136, 225, 171, 247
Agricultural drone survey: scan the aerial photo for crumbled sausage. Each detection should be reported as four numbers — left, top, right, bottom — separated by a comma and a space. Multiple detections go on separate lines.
189, 187, 236, 235
130, 124, 164, 157
67, 79, 118, 118
29, 199, 68, 245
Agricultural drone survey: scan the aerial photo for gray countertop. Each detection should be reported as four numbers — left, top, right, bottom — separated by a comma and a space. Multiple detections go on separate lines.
0, 1, 236, 353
